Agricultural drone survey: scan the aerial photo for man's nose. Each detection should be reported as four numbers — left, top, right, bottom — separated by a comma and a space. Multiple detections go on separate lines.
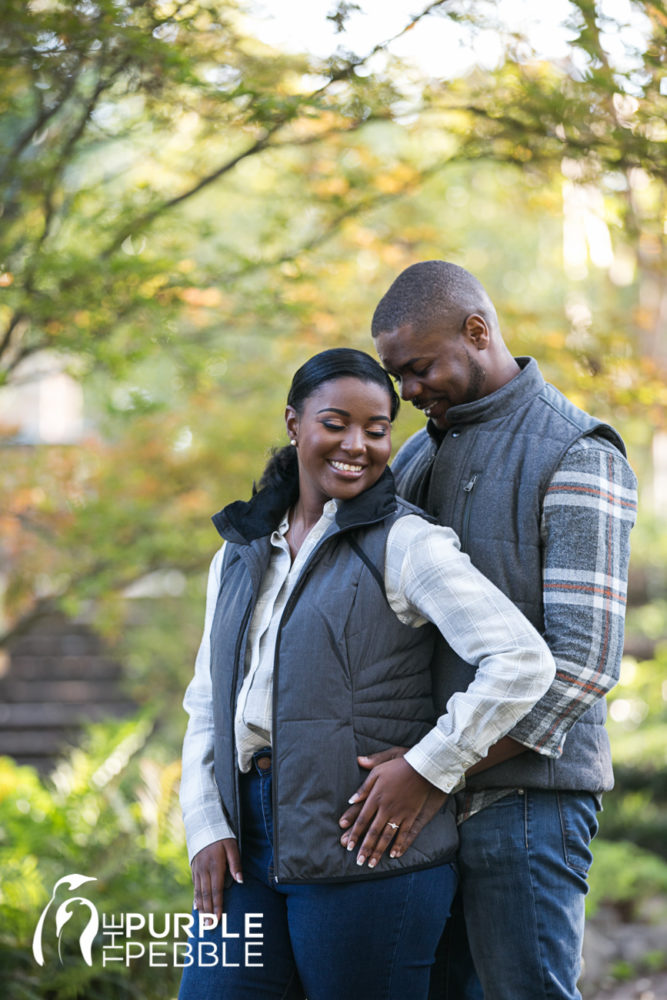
399, 374, 420, 401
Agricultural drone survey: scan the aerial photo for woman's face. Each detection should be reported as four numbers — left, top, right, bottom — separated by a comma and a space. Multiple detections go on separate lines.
286, 377, 393, 509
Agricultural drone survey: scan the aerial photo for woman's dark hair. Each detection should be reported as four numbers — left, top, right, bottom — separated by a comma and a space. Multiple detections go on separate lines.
256, 348, 399, 493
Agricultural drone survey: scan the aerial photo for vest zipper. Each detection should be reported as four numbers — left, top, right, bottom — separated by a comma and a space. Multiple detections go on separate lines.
270, 549, 322, 884
461, 473, 480, 552
261, 516, 396, 884
269, 520, 376, 884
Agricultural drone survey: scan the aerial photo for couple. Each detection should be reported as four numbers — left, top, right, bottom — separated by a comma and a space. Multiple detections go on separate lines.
179, 261, 637, 1000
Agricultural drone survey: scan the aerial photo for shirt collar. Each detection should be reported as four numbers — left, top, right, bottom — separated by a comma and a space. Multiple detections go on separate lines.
213, 467, 397, 544
424, 357, 543, 441
274, 498, 338, 542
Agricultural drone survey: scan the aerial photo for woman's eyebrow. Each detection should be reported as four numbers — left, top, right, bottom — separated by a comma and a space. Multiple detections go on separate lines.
316, 407, 390, 422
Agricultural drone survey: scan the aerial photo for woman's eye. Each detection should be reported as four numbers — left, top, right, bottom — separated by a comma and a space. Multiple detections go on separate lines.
367, 428, 388, 438
322, 421, 345, 431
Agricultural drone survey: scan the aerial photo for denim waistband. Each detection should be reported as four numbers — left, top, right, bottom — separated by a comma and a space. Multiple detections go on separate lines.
245, 747, 272, 777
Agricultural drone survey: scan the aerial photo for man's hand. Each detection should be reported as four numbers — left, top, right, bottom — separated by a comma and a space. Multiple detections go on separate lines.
339, 754, 447, 868
191, 838, 243, 920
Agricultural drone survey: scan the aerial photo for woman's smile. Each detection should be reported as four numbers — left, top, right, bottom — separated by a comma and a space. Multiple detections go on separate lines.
328, 459, 366, 476
285, 376, 393, 510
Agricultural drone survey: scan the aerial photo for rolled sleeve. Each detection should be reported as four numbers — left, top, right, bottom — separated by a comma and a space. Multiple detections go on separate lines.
386, 515, 555, 793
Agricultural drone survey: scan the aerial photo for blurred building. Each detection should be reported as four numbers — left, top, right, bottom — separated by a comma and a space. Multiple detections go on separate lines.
0, 355, 134, 772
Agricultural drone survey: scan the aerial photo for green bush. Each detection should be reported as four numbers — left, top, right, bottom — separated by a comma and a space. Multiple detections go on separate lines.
0, 715, 192, 999
587, 838, 667, 921
603, 644, 667, 860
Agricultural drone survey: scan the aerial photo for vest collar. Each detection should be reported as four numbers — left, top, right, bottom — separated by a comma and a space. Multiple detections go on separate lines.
426, 357, 543, 439
212, 467, 397, 544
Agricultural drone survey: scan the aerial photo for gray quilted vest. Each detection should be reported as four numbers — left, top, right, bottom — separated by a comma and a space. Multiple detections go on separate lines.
393, 358, 627, 793
209, 469, 458, 883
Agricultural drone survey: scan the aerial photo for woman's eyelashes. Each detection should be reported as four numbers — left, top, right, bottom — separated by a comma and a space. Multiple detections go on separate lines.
320, 420, 387, 438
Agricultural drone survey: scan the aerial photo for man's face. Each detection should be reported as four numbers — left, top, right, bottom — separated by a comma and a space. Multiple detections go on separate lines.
374, 320, 487, 431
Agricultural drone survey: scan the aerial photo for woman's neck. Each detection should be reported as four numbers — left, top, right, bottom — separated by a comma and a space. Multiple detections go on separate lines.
286, 497, 326, 560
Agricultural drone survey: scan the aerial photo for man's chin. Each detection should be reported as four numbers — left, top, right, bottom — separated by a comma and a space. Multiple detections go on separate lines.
426, 408, 450, 432
416, 398, 449, 429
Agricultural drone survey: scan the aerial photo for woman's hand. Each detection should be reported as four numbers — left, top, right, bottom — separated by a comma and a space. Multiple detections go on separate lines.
338, 746, 408, 833
191, 838, 243, 920
339, 756, 447, 868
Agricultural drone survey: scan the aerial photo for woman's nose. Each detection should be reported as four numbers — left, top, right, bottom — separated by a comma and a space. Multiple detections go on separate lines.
342, 427, 365, 454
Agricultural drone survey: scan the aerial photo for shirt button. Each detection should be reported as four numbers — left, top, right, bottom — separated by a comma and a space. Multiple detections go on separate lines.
451, 431, 460, 438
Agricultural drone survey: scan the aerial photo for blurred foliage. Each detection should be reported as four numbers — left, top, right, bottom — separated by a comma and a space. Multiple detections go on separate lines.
600, 643, 667, 860
1, 0, 666, 992
0, 717, 189, 999
1, 0, 666, 647
586, 838, 667, 921
583, 504, 667, 941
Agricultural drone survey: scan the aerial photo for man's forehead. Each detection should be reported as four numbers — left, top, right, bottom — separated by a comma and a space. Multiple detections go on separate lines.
375, 322, 446, 365
376, 321, 421, 348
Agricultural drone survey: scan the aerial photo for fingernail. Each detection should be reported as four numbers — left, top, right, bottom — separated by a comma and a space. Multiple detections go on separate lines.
356, 854, 365, 866
389, 850, 397, 858
368, 858, 377, 869
235, 873, 244, 883
340, 819, 349, 828
347, 841, 355, 852
348, 794, 359, 804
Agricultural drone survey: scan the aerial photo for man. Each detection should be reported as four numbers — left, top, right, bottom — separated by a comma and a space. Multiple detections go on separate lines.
338, 261, 637, 1000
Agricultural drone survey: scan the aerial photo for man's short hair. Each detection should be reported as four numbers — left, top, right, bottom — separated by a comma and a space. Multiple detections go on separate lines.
371, 260, 498, 337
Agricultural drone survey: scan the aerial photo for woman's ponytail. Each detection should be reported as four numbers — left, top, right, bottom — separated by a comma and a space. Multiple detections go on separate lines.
254, 444, 298, 495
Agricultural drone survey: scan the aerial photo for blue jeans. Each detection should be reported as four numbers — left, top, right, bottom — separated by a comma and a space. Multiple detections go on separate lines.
179, 752, 458, 1000
432, 789, 599, 1000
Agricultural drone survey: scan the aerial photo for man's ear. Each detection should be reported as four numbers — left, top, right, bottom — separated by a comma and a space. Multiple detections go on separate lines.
463, 314, 490, 350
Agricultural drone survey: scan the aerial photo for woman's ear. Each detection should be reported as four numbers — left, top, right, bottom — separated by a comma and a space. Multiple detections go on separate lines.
285, 405, 299, 445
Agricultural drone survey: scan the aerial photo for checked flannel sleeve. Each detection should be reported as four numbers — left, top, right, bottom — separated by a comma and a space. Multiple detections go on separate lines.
509, 433, 638, 756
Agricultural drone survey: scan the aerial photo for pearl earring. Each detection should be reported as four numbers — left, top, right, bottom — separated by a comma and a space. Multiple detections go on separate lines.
290, 439, 297, 446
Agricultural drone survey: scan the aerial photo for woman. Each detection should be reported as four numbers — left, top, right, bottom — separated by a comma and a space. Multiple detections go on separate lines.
179, 348, 554, 1000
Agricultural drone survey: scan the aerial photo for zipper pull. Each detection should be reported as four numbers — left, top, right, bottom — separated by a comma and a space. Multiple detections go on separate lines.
463, 474, 478, 493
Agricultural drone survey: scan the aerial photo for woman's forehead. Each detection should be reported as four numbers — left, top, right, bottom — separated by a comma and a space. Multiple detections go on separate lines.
303, 376, 392, 414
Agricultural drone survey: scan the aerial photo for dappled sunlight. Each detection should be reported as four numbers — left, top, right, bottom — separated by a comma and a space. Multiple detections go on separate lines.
1, 1, 665, 995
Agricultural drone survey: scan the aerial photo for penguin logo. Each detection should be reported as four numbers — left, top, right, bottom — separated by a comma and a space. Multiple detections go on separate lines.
32, 874, 99, 967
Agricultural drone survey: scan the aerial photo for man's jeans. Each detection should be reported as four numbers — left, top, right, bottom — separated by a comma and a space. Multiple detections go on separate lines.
179, 751, 458, 1000
431, 789, 599, 1000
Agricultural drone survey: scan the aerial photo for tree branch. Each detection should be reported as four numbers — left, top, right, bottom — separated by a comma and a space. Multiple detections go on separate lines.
101, 0, 457, 254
